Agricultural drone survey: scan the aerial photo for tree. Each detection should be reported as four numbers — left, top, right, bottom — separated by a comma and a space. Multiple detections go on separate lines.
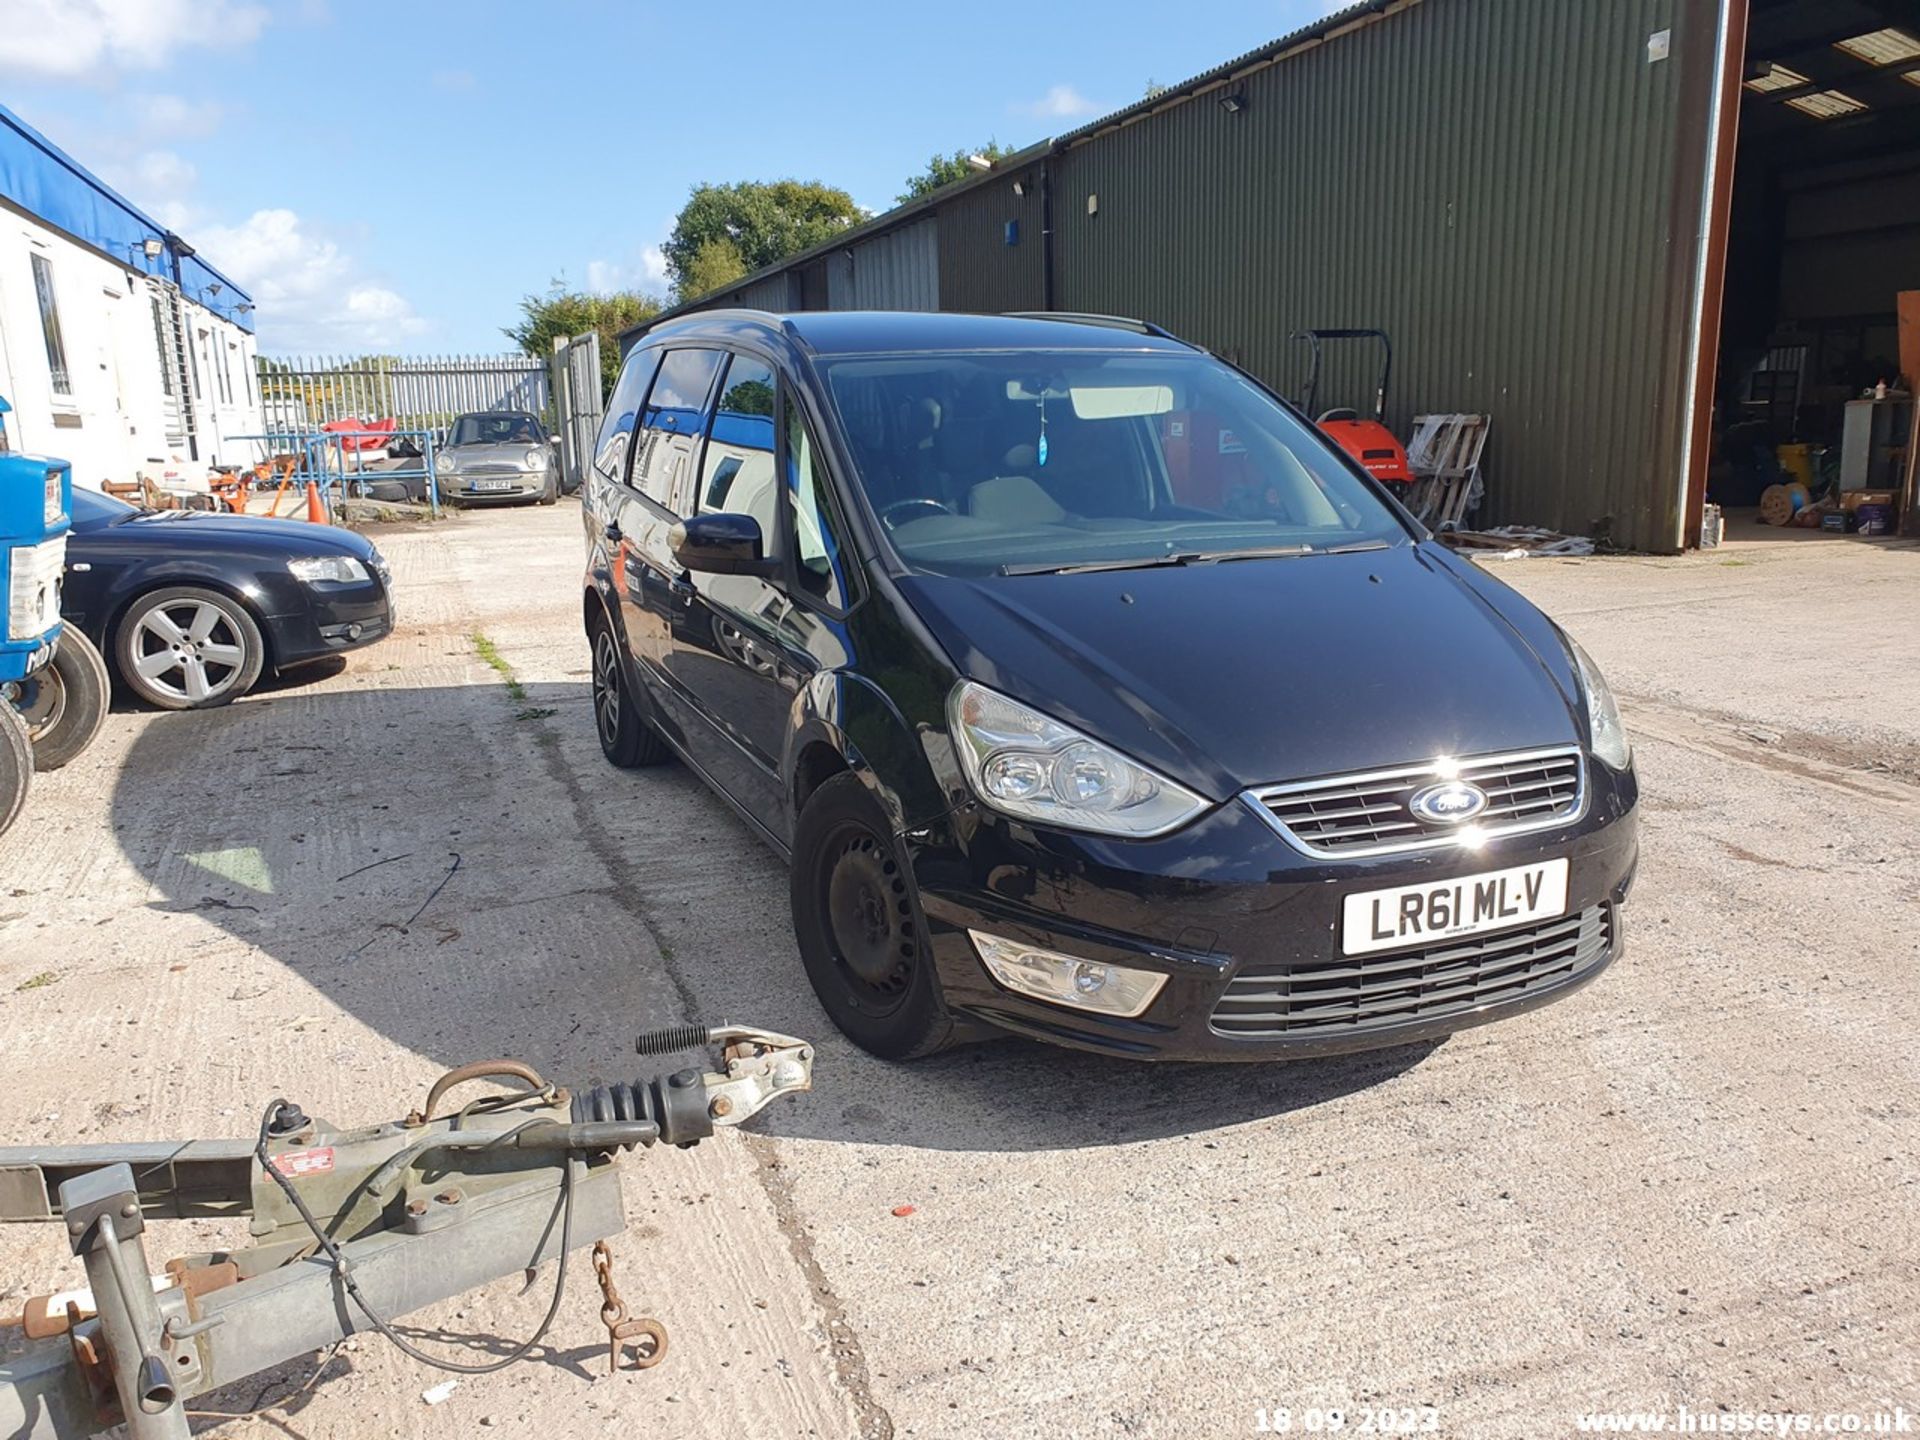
896, 141, 1016, 205
504, 283, 662, 397
663, 180, 861, 300
679, 237, 749, 300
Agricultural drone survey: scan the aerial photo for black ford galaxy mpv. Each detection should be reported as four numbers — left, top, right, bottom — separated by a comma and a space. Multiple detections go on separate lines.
581, 311, 1638, 1061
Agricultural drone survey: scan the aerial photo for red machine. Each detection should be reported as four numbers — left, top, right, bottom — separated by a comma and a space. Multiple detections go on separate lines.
1290, 328, 1415, 495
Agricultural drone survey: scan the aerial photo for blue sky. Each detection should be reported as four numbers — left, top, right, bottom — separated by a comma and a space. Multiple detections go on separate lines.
0, 0, 1340, 354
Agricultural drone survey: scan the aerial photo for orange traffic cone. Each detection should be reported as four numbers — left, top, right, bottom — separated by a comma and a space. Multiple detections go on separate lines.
304, 480, 326, 524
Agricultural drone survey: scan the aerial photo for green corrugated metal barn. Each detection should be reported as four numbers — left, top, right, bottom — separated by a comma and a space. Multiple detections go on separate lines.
628, 0, 1920, 552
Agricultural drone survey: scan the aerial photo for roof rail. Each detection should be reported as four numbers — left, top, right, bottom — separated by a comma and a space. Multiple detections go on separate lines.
1001, 311, 1182, 341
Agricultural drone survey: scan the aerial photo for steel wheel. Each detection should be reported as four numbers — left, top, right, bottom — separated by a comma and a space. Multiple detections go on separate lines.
115, 587, 265, 711
0, 705, 29, 839
790, 772, 956, 1059
821, 825, 915, 1007
15, 629, 110, 770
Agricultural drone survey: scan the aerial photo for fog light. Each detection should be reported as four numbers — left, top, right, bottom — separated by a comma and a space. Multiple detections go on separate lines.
967, 930, 1167, 1018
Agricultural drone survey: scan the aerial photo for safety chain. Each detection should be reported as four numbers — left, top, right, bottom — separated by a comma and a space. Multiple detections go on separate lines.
591, 1239, 668, 1374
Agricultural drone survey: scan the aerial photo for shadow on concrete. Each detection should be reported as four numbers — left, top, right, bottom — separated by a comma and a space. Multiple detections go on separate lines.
110, 677, 1438, 1155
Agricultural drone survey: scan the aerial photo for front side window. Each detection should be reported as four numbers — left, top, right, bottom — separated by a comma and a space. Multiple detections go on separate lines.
820, 350, 1406, 577
31, 253, 71, 397
698, 356, 776, 526
786, 406, 849, 608
593, 349, 659, 482
631, 348, 724, 513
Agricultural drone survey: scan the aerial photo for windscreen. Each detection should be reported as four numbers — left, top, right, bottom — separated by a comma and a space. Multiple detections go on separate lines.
820, 351, 1406, 576
450, 414, 542, 446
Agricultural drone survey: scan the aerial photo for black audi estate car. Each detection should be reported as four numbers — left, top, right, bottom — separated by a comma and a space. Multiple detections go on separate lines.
581, 311, 1637, 1062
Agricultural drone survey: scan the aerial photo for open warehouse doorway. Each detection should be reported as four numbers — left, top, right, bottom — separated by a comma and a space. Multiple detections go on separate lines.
1701, 0, 1920, 543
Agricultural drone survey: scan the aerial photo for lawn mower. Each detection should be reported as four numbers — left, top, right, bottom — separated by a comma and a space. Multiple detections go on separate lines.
0, 396, 111, 839
1290, 328, 1416, 496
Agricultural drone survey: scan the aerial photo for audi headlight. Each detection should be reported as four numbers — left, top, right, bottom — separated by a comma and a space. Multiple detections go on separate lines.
1568, 636, 1631, 771
948, 680, 1207, 838
287, 555, 370, 585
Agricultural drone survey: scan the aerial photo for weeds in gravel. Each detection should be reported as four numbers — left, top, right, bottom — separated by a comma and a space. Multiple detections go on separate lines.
15, 971, 57, 991
470, 632, 529, 703
471, 632, 557, 720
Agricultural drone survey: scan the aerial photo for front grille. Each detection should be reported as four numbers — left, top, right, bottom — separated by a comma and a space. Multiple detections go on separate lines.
1247, 747, 1584, 857
8, 535, 67, 641
1211, 904, 1612, 1039
464, 463, 528, 478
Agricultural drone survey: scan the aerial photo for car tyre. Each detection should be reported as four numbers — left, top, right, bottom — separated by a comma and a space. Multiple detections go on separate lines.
590, 614, 670, 768
0, 704, 30, 839
790, 772, 956, 1060
20, 628, 110, 770
538, 471, 559, 506
115, 586, 266, 711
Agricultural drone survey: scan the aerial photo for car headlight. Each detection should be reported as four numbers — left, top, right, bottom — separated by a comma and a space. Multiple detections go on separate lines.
287, 555, 370, 585
1567, 636, 1631, 771
948, 680, 1207, 838
524, 447, 547, 470
435, 452, 456, 476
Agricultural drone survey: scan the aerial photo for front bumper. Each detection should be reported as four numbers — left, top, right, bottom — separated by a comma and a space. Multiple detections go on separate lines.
442, 472, 548, 502
909, 759, 1639, 1061
266, 580, 396, 669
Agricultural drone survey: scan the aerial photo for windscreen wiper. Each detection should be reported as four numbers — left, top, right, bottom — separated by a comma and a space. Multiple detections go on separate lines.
998, 553, 1205, 576
999, 539, 1386, 577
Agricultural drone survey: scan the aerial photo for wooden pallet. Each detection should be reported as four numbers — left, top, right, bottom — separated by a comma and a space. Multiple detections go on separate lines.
1404, 414, 1490, 527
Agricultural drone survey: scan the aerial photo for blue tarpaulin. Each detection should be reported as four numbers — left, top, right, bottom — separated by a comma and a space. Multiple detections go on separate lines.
0, 102, 253, 332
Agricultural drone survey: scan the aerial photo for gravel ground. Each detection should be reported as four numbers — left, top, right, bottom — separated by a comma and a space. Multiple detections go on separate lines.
1, 504, 1914, 1439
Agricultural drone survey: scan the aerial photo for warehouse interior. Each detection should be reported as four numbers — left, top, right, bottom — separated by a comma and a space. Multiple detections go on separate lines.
1708, 0, 1920, 540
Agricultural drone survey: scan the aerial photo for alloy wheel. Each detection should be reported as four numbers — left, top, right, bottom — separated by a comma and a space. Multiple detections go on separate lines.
130, 600, 249, 705
592, 628, 621, 748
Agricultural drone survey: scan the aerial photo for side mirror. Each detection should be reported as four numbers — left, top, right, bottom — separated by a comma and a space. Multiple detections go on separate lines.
669, 512, 777, 576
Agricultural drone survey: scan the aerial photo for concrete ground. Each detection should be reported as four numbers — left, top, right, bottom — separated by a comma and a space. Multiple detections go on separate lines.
2, 505, 1914, 1438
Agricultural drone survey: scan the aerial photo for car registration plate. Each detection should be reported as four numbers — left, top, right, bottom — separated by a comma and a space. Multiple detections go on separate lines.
472, 479, 515, 492
1341, 858, 1568, 957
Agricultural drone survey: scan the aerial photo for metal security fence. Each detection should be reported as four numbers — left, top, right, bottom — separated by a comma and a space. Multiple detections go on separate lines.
256, 353, 550, 442
549, 332, 603, 494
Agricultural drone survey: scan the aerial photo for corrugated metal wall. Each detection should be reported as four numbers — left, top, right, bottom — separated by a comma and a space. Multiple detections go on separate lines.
730, 271, 801, 311
828, 216, 940, 310
935, 163, 1048, 314
1048, 0, 1720, 550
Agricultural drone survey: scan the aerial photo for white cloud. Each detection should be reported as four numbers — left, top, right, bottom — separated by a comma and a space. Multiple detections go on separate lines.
0, 0, 269, 80
195, 208, 426, 352
583, 245, 670, 297
130, 93, 225, 140
1017, 84, 1100, 120
125, 148, 197, 198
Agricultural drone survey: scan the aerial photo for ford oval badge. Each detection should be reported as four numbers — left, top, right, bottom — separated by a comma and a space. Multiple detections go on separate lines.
1408, 780, 1489, 825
